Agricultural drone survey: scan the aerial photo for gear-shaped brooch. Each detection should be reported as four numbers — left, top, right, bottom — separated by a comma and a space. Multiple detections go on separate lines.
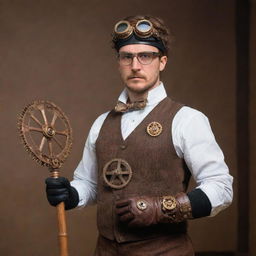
146, 121, 163, 137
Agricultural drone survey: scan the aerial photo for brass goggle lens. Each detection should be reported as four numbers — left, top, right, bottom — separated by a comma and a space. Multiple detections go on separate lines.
114, 20, 133, 39
135, 19, 153, 37
114, 19, 155, 40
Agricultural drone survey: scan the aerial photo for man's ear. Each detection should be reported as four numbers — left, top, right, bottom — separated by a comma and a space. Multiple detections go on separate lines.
159, 56, 168, 71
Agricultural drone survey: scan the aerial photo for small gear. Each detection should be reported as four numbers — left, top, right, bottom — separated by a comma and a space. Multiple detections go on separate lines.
146, 121, 163, 137
18, 100, 72, 169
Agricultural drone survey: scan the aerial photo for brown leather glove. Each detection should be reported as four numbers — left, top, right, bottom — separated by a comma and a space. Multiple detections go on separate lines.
116, 192, 193, 228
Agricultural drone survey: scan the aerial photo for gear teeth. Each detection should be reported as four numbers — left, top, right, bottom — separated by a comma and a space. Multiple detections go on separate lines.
18, 100, 73, 169
18, 101, 41, 167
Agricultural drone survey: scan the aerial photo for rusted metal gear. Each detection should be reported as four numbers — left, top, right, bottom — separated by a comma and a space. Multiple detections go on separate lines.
18, 100, 72, 169
103, 158, 132, 189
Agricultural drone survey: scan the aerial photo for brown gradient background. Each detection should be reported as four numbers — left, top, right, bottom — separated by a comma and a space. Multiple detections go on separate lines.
250, 1, 256, 256
0, 0, 253, 255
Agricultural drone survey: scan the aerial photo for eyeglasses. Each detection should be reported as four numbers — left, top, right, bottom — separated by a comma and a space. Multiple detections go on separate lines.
118, 51, 161, 65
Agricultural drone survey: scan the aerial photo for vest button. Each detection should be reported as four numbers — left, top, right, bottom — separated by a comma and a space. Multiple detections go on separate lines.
120, 145, 126, 150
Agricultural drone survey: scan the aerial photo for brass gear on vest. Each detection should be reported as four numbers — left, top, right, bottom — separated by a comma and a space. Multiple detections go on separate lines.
146, 121, 163, 136
103, 158, 132, 189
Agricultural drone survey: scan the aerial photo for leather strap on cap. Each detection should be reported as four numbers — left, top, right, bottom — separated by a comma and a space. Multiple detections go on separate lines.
114, 33, 167, 55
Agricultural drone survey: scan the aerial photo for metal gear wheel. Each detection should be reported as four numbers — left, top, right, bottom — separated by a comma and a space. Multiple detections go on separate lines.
18, 100, 72, 169
103, 158, 132, 189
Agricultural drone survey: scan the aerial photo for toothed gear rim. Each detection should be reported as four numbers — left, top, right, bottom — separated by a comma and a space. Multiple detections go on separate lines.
18, 100, 72, 169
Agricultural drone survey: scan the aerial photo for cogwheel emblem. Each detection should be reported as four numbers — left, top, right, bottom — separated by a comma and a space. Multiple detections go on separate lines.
103, 158, 132, 189
18, 100, 72, 170
146, 121, 163, 137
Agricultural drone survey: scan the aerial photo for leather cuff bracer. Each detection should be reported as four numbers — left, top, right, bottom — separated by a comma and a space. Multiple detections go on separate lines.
116, 192, 193, 228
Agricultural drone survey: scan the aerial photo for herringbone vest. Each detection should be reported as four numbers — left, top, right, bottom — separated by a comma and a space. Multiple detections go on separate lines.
95, 97, 191, 242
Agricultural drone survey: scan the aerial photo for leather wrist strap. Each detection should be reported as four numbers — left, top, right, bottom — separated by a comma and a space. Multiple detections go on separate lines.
160, 192, 193, 222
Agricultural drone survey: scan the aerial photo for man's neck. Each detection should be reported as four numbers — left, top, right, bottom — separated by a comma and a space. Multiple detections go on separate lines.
127, 90, 148, 103
126, 81, 161, 103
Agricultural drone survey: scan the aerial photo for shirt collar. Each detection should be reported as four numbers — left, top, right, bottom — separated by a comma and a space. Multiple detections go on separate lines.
117, 82, 167, 106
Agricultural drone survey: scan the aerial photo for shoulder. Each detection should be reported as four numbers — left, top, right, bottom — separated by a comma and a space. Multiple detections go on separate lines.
172, 106, 212, 139
87, 111, 110, 146
92, 111, 110, 128
90, 111, 110, 135
173, 106, 209, 128
172, 106, 215, 157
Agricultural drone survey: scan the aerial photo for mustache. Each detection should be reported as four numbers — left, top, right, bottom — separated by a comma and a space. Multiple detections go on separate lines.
127, 74, 146, 79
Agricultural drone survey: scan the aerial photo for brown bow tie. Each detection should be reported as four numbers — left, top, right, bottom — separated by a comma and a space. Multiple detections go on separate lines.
114, 100, 147, 113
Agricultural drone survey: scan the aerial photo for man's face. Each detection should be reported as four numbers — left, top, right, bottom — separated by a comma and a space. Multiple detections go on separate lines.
118, 44, 167, 95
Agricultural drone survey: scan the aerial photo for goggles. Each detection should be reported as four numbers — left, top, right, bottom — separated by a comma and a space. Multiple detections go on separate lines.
113, 19, 167, 54
114, 19, 158, 40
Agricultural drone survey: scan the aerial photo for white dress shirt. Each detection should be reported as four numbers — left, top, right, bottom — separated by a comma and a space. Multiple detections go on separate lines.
71, 83, 233, 217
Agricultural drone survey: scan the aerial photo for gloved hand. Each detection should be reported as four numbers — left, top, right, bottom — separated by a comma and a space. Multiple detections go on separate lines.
116, 196, 161, 227
116, 193, 193, 228
45, 177, 79, 210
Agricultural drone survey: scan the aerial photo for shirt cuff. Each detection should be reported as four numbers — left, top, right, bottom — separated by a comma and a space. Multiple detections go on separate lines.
187, 188, 212, 218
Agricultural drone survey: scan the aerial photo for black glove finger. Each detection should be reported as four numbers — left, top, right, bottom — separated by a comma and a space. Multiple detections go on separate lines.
58, 177, 71, 188
45, 177, 64, 189
47, 193, 69, 206
46, 188, 68, 196
119, 212, 134, 222
45, 177, 71, 189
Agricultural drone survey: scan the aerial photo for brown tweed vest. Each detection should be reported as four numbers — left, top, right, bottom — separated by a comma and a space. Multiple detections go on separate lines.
95, 97, 191, 243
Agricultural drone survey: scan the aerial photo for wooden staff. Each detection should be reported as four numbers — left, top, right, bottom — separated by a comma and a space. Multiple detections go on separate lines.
18, 100, 73, 256
51, 170, 69, 256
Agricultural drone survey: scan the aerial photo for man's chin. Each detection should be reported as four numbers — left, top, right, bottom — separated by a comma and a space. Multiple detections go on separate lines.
126, 82, 148, 93
126, 80, 158, 94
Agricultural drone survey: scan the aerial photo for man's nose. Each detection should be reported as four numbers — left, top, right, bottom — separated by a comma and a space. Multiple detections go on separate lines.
131, 56, 142, 71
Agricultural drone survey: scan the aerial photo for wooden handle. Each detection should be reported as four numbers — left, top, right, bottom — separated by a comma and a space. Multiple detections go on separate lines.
51, 170, 69, 256
57, 202, 69, 256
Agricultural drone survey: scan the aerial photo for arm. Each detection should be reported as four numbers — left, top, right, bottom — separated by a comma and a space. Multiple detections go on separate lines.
116, 107, 233, 226
45, 112, 109, 209
70, 112, 109, 207
173, 107, 233, 217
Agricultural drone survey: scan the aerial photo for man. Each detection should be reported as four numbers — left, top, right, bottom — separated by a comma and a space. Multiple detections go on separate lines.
45, 15, 233, 255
